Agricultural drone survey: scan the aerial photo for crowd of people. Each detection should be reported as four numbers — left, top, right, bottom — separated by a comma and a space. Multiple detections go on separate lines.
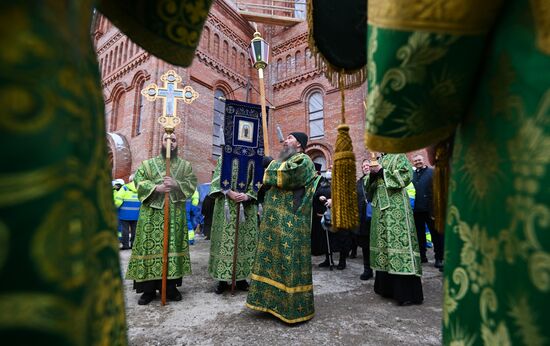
116, 131, 444, 322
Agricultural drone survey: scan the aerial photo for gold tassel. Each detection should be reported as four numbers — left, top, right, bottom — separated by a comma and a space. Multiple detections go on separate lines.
433, 139, 451, 233
332, 79, 359, 230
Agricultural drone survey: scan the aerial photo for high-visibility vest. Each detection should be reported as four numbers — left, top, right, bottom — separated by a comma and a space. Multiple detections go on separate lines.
115, 182, 140, 220
406, 182, 416, 209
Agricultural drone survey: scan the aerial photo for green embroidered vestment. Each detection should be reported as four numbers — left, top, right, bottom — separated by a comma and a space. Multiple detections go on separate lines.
246, 153, 320, 323
369, 154, 421, 277
126, 156, 197, 282
208, 159, 258, 281
366, 0, 550, 344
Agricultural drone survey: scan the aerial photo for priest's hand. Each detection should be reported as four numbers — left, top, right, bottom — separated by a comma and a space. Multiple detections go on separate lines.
234, 192, 250, 203
226, 190, 238, 201
155, 184, 170, 193
163, 176, 180, 191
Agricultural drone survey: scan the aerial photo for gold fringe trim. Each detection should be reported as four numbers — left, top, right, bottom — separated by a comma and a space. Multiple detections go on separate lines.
250, 274, 313, 293
306, 0, 367, 89
246, 303, 314, 324
364, 125, 457, 153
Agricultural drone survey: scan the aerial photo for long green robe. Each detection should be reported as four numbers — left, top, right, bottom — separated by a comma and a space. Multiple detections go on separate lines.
369, 154, 422, 276
126, 156, 197, 282
246, 153, 320, 323
208, 159, 258, 281
0, 1, 211, 344
365, 1, 550, 344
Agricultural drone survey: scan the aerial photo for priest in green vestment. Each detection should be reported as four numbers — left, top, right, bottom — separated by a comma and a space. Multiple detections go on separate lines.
208, 158, 258, 293
365, 0, 550, 344
367, 153, 423, 305
126, 133, 197, 305
0, 1, 211, 344
246, 132, 320, 324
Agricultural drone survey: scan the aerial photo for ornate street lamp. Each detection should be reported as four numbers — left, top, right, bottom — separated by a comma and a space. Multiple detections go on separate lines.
249, 31, 270, 156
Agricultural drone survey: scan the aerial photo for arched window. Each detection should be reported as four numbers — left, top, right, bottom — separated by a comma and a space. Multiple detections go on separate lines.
123, 40, 127, 62
212, 89, 226, 160
305, 48, 311, 69
308, 92, 324, 139
134, 80, 145, 136
213, 34, 220, 59
111, 89, 125, 131
223, 40, 229, 64
285, 55, 294, 78
231, 47, 237, 70
239, 52, 245, 74
277, 58, 283, 81
118, 44, 123, 67
295, 51, 301, 74
202, 26, 210, 52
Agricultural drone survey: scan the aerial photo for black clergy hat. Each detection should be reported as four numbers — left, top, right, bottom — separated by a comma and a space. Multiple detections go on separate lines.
289, 132, 308, 150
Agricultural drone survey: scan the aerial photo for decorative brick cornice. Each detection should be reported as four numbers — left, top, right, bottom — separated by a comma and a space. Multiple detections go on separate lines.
271, 32, 309, 56
97, 32, 124, 56
195, 49, 247, 86
273, 68, 324, 90
214, 0, 255, 36
207, 13, 250, 51
102, 52, 151, 88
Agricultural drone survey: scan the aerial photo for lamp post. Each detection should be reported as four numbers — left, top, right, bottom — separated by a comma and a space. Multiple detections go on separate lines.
249, 31, 270, 156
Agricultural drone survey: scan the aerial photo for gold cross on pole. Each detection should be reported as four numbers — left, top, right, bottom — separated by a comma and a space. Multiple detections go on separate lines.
141, 70, 199, 133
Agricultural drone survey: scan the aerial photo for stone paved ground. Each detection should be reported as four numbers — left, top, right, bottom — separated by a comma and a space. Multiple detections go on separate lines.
121, 237, 443, 346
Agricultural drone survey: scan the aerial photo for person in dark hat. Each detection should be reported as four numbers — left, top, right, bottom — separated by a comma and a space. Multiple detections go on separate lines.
277, 132, 308, 161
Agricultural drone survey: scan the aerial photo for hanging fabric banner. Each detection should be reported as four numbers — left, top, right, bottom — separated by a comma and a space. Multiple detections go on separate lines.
220, 99, 267, 193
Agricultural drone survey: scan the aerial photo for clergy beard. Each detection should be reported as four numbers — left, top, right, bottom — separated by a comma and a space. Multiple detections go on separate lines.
278, 145, 297, 161
161, 146, 178, 158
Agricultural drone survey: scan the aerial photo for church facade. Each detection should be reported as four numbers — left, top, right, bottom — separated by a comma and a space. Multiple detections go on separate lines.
93, 0, 367, 184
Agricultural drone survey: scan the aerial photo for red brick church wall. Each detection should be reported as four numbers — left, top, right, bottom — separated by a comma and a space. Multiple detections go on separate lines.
94, 0, 369, 184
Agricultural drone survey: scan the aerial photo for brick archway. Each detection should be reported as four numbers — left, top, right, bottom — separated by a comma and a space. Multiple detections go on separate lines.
106, 132, 132, 181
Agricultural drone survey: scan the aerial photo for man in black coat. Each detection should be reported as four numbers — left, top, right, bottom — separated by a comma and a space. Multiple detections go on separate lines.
353, 158, 374, 280
411, 154, 444, 269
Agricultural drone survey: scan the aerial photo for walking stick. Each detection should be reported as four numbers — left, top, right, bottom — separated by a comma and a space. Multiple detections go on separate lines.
324, 220, 334, 271
161, 138, 171, 306
231, 202, 241, 295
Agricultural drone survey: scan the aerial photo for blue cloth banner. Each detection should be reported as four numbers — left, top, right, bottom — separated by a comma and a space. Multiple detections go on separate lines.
220, 99, 266, 193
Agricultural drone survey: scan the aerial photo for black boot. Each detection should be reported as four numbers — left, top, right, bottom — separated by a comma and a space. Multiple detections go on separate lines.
318, 253, 331, 268
337, 252, 347, 270
138, 291, 156, 305
215, 281, 228, 294
236, 280, 249, 291
360, 267, 373, 280
167, 285, 182, 301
